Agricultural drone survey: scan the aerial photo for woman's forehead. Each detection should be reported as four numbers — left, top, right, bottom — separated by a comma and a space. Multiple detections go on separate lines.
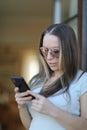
43, 34, 61, 47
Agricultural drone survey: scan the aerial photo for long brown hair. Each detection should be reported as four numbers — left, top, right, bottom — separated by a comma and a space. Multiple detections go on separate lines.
29, 24, 79, 96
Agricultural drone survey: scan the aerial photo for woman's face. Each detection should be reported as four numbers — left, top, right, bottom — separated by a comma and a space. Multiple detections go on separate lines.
41, 34, 61, 73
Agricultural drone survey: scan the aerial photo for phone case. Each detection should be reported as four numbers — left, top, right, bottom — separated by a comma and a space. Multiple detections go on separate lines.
10, 76, 35, 99
10, 76, 30, 92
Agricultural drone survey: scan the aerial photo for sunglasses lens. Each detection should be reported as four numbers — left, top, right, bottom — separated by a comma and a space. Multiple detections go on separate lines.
51, 48, 60, 57
40, 47, 60, 58
40, 47, 48, 57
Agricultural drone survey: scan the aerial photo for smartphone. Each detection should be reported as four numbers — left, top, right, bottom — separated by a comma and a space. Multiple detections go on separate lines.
10, 76, 35, 99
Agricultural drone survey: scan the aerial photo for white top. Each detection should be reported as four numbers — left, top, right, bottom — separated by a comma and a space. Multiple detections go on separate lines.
27, 70, 87, 130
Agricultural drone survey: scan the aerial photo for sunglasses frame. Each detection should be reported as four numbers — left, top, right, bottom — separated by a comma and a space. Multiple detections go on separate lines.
40, 46, 60, 58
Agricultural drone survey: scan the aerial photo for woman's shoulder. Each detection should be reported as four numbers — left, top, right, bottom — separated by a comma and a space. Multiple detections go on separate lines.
77, 70, 87, 80
70, 69, 87, 96
71, 69, 87, 85
73, 70, 87, 82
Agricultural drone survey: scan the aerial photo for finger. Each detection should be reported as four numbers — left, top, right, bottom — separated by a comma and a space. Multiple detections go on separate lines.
27, 90, 40, 99
15, 91, 35, 101
16, 96, 32, 101
16, 98, 28, 105
14, 87, 19, 92
31, 99, 43, 112
15, 91, 28, 98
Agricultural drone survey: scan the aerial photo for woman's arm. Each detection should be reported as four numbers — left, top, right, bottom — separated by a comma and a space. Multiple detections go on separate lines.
14, 88, 33, 130
18, 105, 32, 130
28, 90, 87, 130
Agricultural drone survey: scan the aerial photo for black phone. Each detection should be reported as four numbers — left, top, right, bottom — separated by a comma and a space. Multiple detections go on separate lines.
10, 76, 35, 99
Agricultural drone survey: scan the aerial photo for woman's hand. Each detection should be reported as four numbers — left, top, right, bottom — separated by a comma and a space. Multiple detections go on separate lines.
27, 90, 54, 115
14, 87, 34, 108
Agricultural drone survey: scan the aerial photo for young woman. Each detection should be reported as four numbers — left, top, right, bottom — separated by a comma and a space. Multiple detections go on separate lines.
14, 24, 87, 130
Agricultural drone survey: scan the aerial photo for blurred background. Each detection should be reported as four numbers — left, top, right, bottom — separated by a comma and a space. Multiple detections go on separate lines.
0, 0, 87, 130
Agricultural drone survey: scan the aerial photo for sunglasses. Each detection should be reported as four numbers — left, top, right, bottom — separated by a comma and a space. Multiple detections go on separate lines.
40, 46, 60, 58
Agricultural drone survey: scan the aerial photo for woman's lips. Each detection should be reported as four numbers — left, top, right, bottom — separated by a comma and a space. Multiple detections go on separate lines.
48, 63, 57, 67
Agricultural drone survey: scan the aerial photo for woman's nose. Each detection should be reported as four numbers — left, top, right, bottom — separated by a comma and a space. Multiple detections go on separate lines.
46, 51, 53, 60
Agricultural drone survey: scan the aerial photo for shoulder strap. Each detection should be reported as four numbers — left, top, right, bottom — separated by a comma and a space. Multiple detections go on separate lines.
78, 71, 85, 80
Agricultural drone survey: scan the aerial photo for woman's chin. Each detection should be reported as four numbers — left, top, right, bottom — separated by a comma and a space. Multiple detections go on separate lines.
50, 67, 59, 72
